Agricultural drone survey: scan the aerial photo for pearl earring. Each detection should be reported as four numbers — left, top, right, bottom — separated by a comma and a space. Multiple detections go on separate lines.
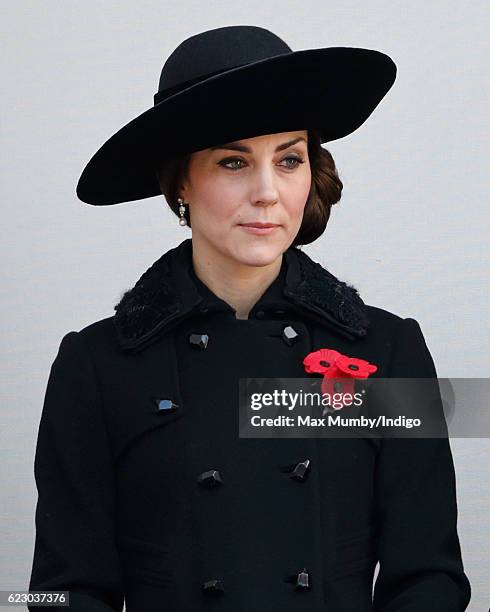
177, 197, 188, 226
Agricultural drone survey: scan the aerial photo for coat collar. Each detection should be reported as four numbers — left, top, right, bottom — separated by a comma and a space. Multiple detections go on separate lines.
113, 238, 370, 352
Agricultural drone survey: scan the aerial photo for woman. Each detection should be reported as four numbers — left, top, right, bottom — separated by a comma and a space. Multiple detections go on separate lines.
28, 25, 471, 611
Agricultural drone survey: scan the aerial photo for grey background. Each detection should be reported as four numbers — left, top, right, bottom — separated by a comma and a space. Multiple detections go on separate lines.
2, 1, 488, 609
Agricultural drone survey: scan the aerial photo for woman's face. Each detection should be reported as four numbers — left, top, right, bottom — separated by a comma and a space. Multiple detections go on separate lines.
180, 129, 311, 267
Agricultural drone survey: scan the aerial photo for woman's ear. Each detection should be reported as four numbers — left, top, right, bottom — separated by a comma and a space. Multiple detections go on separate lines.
179, 182, 189, 201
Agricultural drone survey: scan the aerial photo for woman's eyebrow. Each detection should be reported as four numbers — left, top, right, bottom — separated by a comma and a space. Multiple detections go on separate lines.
210, 136, 306, 153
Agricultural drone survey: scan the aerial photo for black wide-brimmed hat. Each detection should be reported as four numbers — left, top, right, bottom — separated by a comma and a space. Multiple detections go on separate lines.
76, 25, 397, 206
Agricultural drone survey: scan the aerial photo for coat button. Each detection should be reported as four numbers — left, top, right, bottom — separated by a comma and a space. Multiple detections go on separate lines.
295, 568, 311, 590
255, 310, 265, 319
202, 578, 225, 595
282, 325, 299, 346
196, 469, 223, 488
153, 398, 179, 413
279, 459, 311, 481
189, 333, 209, 349
284, 568, 311, 591
290, 459, 311, 481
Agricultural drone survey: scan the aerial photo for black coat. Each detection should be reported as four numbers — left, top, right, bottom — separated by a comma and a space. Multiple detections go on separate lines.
28, 238, 471, 611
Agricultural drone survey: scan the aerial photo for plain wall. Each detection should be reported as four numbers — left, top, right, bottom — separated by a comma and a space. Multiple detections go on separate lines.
1, 1, 488, 610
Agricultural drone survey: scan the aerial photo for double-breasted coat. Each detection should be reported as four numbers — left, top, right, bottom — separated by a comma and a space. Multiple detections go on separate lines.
28, 237, 471, 611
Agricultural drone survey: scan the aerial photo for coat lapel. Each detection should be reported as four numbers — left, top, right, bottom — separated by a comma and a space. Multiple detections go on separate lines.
113, 238, 370, 353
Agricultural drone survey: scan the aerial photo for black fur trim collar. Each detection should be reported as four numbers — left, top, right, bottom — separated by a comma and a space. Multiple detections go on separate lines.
113, 238, 370, 352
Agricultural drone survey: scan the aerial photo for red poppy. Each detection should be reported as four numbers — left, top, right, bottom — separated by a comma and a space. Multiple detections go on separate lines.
335, 354, 378, 379
302, 348, 342, 376
320, 376, 356, 408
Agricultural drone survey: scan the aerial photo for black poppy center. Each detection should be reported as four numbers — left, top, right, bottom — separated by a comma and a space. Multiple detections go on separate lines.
319, 360, 330, 367
348, 364, 359, 371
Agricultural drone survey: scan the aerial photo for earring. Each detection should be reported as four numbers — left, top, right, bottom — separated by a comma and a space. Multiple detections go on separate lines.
177, 197, 188, 226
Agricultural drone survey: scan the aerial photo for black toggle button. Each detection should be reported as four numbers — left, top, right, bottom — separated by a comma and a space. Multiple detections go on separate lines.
289, 459, 311, 482
196, 469, 223, 488
296, 568, 311, 590
189, 333, 209, 349
154, 398, 179, 413
282, 325, 299, 346
255, 310, 265, 319
202, 578, 225, 595
284, 568, 311, 591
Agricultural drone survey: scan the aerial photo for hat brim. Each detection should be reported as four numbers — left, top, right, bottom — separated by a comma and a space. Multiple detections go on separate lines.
76, 46, 396, 205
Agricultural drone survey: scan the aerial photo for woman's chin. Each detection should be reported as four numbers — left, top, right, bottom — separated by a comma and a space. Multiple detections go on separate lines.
227, 235, 287, 267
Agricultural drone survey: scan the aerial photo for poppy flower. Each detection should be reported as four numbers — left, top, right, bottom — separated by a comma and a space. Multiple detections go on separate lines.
302, 348, 342, 376
320, 376, 356, 408
335, 354, 378, 379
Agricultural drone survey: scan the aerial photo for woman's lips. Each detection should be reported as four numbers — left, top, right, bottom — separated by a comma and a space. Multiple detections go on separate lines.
238, 223, 280, 235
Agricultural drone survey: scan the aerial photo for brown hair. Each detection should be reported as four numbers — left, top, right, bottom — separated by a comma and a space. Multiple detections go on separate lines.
154, 128, 343, 247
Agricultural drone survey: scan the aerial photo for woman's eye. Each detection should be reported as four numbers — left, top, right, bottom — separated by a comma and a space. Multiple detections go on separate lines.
280, 155, 305, 169
219, 157, 246, 170
218, 155, 305, 171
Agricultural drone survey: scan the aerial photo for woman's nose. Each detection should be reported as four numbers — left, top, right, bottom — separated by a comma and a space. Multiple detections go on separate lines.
249, 164, 280, 206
